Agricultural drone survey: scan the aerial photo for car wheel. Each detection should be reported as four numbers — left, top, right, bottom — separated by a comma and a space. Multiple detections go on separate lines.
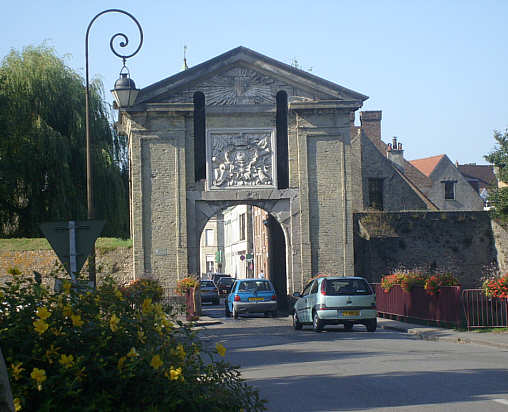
366, 318, 377, 332
292, 312, 303, 330
343, 321, 353, 331
312, 311, 323, 332
225, 302, 231, 317
271, 310, 278, 318
233, 306, 239, 319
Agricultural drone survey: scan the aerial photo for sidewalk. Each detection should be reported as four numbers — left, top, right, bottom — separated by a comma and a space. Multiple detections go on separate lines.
377, 318, 508, 350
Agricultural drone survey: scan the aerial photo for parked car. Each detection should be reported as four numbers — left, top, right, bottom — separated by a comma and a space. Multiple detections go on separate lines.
292, 276, 377, 332
210, 273, 231, 286
225, 279, 277, 318
200, 280, 220, 305
216, 276, 235, 296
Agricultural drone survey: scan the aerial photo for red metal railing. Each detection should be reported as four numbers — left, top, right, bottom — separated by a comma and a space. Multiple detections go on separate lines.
462, 289, 508, 329
373, 284, 462, 327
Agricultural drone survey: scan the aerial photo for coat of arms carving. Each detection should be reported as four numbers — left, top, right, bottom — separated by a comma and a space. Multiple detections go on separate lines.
207, 129, 276, 189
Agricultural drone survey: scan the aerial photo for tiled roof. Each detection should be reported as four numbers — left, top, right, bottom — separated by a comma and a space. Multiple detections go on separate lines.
409, 155, 446, 177
457, 164, 497, 189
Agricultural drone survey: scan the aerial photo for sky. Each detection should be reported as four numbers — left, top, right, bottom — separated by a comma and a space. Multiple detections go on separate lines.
2, 0, 507, 165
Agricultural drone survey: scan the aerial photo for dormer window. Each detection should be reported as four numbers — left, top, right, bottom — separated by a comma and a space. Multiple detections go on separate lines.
443, 180, 456, 200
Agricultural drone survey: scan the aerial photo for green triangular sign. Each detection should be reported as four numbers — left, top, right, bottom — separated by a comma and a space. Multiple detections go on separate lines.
40, 220, 105, 276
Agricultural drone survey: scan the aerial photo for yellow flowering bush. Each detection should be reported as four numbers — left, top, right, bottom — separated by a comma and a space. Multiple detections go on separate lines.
0, 274, 265, 411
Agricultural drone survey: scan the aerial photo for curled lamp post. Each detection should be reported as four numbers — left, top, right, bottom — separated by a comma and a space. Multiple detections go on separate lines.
85, 9, 143, 286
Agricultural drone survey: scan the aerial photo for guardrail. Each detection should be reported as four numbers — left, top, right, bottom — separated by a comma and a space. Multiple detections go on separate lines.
462, 289, 508, 329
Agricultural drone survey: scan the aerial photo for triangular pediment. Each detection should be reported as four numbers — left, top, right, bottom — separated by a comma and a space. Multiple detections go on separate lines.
136, 46, 368, 106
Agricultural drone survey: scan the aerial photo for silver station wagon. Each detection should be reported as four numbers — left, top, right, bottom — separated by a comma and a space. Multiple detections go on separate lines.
292, 276, 377, 332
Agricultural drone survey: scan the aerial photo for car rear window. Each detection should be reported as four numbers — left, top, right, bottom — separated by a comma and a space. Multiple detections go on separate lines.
324, 279, 372, 295
238, 280, 272, 292
200, 281, 215, 288
219, 278, 234, 285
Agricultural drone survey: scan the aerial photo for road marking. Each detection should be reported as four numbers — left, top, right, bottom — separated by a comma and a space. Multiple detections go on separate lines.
493, 399, 508, 406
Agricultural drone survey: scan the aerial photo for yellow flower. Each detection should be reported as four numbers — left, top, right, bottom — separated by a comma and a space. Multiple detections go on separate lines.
13, 398, 21, 412
11, 362, 24, 381
155, 325, 163, 336
109, 314, 120, 332
58, 354, 74, 369
216, 343, 226, 357
63, 280, 72, 294
45, 345, 59, 364
36, 307, 51, 320
71, 314, 84, 327
162, 317, 174, 329
166, 366, 183, 381
62, 305, 72, 317
33, 319, 49, 335
117, 356, 127, 371
50, 327, 64, 336
114, 289, 124, 300
150, 354, 163, 370
142, 298, 153, 314
176, 344, 186, 360
127, 347, 139, 358
137, 330, 146, 343
30, 368, 46, 391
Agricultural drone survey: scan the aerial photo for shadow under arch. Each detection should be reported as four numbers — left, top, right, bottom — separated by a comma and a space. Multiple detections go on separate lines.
194, 199, 290, 311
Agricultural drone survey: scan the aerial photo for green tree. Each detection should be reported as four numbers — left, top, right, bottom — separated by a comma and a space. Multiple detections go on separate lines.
0, 45, 129, 237
485, 129, 508, 220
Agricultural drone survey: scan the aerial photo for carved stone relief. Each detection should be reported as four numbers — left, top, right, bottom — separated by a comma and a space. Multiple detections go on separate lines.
207, 129, 276, 189
158, 67, 336, 105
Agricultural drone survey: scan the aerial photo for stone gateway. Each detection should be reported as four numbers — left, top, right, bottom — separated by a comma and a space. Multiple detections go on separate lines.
117, 46, 371, 294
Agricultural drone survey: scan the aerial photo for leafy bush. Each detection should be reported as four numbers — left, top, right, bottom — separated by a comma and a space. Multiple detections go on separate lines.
175, 276, 199, 296
381, 271, 459, 295
483, 274, 508, 298
119, 278, 164, 307
0, 273, 265, 411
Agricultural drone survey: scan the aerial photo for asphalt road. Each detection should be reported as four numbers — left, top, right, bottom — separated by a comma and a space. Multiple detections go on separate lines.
199, 303, 508, 412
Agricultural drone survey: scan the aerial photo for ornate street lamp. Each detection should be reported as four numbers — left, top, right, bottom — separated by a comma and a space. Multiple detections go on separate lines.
85, 9, 143, 286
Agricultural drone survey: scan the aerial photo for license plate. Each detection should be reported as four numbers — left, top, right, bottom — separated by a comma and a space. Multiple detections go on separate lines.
342, 311, 360, 316
248, 297, 264, 301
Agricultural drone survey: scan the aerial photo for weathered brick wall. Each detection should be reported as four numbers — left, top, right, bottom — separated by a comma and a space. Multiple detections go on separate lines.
491, 219, 508, 275
354, 211, 497, 287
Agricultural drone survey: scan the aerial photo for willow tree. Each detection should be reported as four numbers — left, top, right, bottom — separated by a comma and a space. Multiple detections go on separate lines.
0, 45, 129, 237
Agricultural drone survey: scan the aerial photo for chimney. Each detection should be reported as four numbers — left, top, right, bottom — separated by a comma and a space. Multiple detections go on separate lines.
386, 136, 405, 171
360, 111, 382, 141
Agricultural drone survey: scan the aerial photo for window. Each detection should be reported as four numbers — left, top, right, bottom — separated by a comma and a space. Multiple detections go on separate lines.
310, 281, 319, 294
205, 229, 214, 246
301, 281, 314, 297
368, 178, 384, 210
443, 181, 456, 200
239, 213, 246, 241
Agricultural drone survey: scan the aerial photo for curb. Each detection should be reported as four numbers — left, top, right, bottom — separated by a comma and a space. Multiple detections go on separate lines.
380, 323, 508, 350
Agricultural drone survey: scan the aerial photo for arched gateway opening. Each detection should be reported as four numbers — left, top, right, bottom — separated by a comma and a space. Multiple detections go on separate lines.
199, 204, 288, 311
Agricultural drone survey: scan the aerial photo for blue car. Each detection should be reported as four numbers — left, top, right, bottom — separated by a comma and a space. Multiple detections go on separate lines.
225, 278, 278, 318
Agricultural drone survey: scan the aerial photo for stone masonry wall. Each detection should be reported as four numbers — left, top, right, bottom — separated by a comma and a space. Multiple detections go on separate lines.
0, 248, 134, 288
354, 211, 497, 288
